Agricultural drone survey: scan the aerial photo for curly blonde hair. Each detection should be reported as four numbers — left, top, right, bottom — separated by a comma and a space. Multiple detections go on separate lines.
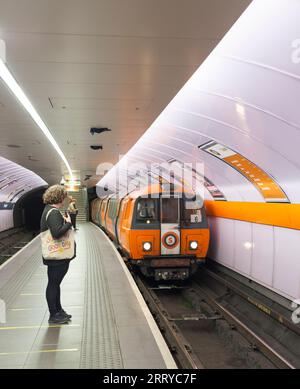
43, 185, 67, 205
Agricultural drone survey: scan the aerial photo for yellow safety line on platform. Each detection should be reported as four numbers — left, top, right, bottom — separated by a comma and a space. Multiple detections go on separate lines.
0, 324, 80, 330
20, 291, 83, 296
10, 306, 83, 311
0, 348, 79, 356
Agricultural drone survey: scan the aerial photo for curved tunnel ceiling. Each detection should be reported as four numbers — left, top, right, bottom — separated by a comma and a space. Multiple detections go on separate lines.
98, 0, 300, 204
0, 155, 47, 232
0, 156, 47, 204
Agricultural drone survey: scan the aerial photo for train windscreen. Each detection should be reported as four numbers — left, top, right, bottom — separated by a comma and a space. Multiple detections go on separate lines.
136, 198, 157, 223
161, 198, 179, 223
183, 198, 203, 226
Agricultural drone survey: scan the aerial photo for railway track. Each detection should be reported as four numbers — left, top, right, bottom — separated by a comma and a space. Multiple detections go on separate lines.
0, 228, 36, 266
133, 273, 203, 369
190, 280, 295, 369
131, 267, 299, 369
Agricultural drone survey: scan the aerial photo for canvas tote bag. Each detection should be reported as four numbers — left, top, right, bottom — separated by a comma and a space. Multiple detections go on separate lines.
41, 208, 75, 260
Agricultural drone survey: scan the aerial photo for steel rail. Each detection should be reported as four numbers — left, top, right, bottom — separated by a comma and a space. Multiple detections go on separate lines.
202, 268, 300, 337
132, 272, 204, 369
191, 281, 296, 370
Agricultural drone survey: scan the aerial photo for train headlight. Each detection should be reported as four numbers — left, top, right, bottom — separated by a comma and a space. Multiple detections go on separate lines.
189, 241, 198, 250
143, 242, 152, 251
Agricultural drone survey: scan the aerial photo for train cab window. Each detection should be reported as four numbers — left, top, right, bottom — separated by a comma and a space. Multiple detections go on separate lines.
136, 199, 157, 223
161, 198, 179, 224
183, 198, 203, 226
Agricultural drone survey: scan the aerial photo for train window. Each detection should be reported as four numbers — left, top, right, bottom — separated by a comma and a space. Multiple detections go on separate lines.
183, 199, 203, 225
161, 198, 179, 223
109, 199, 117, 219
136, 199, 157, 223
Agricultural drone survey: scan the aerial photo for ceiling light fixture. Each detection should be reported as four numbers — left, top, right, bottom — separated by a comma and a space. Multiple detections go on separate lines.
0, 39, 73, 180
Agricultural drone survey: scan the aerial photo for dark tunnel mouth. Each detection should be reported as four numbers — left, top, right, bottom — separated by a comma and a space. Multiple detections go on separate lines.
13, 186, 47, 232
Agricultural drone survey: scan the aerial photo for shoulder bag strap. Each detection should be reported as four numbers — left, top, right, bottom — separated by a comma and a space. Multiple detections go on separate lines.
45, 208, 59, 227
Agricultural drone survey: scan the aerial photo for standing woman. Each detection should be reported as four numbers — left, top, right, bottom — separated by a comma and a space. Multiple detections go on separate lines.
41, 185, 75, 324
68, 197, 78, 230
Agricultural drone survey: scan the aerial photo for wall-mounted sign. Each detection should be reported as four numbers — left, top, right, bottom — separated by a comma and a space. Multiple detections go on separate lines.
199, 141, 289, 203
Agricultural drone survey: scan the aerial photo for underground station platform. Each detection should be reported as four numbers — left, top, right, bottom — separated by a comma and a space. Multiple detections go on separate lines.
0, 223, 176, 369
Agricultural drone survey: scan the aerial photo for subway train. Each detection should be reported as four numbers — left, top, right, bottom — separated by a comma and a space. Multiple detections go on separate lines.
91, 183, 210, 281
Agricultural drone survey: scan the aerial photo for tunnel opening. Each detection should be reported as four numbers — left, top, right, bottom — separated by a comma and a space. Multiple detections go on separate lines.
13, 187, 47, 232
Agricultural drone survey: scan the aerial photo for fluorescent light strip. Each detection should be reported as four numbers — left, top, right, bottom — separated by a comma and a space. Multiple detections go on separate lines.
0, 59, 73, 180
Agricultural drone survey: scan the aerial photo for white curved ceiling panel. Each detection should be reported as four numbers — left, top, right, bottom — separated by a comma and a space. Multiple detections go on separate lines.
215, 0, 300, 76
171, 88, 300, 160
98, 0, 300, 204
191, 56, 300, 130
0, 156, 47, 204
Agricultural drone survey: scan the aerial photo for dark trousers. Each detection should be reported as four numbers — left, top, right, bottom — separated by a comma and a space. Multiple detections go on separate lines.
46, 263, 69, 315
70, 213, 77, 229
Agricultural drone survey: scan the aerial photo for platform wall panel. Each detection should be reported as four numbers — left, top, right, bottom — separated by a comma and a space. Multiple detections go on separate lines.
208, 216, 300, 301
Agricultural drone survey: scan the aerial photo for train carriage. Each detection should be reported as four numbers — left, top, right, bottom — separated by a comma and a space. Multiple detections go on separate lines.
91, 183, 210, 281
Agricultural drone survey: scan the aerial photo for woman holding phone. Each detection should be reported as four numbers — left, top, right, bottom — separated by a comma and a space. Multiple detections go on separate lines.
40, 185, 75, 324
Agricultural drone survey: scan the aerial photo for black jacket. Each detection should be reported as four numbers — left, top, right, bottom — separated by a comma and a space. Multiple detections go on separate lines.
40, 205, 73, 266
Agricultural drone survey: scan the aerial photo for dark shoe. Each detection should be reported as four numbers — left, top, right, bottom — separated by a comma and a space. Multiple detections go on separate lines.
48, 312, 70, 325
59, 309, 72, 319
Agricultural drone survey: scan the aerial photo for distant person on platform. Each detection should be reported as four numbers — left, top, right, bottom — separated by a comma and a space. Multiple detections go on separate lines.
68, 197, 78, 230
40, 185, 76, 325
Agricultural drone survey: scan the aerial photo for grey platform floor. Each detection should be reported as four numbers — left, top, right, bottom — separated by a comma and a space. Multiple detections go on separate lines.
0, 223, 176, 369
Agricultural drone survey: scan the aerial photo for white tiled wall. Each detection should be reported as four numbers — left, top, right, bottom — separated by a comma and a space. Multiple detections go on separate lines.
273, 227, 300, 299
251, 224, 274, 287
208, 216, 300, 301
209, 217, 235, 268
234, 221, 252, 275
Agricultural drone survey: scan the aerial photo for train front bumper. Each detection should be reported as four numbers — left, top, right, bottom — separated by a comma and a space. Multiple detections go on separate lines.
133, 255, 205, 281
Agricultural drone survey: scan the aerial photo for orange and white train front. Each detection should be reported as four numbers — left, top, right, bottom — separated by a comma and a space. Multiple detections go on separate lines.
91, 184, 210, 281
130, 194, 209, 281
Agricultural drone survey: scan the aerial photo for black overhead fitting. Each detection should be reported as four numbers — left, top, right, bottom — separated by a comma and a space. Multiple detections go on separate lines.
90, 145, 103, 150
89, 127, 111, 150
90, 127, 111, 135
